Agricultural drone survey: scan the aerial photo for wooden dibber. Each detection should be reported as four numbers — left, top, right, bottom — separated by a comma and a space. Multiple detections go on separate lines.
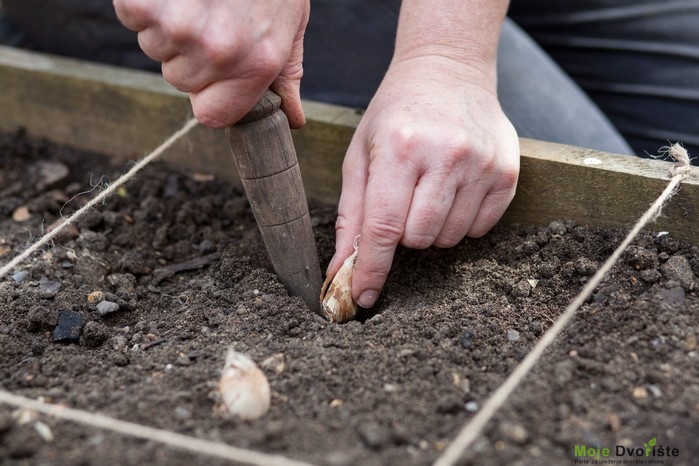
226, 90, 323, 315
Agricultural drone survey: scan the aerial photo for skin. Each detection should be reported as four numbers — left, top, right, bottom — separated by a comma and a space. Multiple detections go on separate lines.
113, 0, 519, 310
113, 0, 309, 128
329, 0, 519, 308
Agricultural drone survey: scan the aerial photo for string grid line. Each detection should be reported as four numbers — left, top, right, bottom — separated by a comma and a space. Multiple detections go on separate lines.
0, 126, 691, 466
433, 144, 692, 466
0, 117, 198, 280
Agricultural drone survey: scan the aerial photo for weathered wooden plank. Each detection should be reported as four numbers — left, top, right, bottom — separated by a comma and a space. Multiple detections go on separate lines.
1, 45, 697, 244
0, 45, 358, 204
506, 139, 698, 243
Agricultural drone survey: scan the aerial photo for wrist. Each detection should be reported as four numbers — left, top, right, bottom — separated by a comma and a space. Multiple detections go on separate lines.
392, 0, 508, 89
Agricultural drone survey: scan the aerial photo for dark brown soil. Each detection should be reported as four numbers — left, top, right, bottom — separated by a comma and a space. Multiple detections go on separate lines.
0, 129, 697, 466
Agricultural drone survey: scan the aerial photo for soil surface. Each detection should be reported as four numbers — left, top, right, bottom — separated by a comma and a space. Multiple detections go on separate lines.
0, 130, 698, 466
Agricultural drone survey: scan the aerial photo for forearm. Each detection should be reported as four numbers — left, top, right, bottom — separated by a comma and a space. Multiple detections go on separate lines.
393, 0, 510, 89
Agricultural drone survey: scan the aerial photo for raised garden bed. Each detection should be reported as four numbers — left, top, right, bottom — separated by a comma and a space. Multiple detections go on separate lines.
0, 46, 698, 465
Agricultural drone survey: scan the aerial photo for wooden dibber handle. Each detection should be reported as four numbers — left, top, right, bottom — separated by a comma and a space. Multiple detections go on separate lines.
226, 90, 323, 315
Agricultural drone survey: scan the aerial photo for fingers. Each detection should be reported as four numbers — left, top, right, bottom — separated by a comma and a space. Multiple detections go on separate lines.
273, 78, 306, 129
136, 26, 179, 62
273, 11, 307, 129
332, 132, 518, 310
113, 0, 157, 31
401, 167, 456, 249
351, 145, 418, 309
189, 78, 268, 128
328, 138, 368, 279
113, 0, 310, 129
467, 153, 519, 238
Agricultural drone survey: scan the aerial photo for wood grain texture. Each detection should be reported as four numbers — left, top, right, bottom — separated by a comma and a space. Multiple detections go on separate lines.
227, 90, 323, 314
0, 45, 356, 204
505, 139, 698, 244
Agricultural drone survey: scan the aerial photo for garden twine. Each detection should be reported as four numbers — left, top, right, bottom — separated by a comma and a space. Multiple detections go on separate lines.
434, 144, 692, 466
0, 130, 692, 466
0, 390, 314, 466
0, 117, 198, 280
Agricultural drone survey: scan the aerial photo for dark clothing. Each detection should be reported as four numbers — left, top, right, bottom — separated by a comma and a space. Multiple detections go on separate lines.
302, 0, 699, 159
4, 0, 698, 160
509, 0, 699, 158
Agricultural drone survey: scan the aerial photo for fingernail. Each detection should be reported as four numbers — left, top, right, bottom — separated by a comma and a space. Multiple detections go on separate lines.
357, 289, 379, 309
326, 256, 337, 276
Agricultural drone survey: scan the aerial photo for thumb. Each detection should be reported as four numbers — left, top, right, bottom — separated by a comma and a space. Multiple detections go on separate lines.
271, 76, 306, 129
271, 19, 307, 129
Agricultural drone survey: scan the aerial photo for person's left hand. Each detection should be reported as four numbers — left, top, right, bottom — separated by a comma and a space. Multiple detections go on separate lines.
327, 55, 520, 309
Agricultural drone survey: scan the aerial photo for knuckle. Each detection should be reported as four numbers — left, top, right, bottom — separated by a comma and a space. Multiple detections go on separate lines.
401, 231, 434, 250
252, 40, 285, 80
365, 214, 405, 247
192, 102, 226, 128
201, 34, 240, 68
499, 163, 520, 190
434, 232, 462, 248
162, 17, 192, 43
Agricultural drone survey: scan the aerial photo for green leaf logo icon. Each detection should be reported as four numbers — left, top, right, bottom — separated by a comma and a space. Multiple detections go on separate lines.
644, 437, 657, 456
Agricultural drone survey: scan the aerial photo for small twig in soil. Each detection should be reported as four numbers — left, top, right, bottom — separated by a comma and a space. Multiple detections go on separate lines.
160, 252, 221, 274
141, 338, 167, 350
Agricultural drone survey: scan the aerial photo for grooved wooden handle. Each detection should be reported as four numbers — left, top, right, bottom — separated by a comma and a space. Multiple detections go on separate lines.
226, 90, 323, 315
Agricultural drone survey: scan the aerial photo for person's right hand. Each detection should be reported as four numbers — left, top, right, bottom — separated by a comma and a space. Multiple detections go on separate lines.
113, 0, 310, 128
327, 56, 520, 309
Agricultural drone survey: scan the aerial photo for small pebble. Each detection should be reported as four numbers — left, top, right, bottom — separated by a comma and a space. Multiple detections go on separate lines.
39, 278, 62, 299
507, 329, 520, 342
12, 271, 29, 283
460, 328, 477, 349
364, 313, 384, 326
548, 220, 567, 235
53, 310, 83, 344
35, 160, 69, 189
436, 395, 463, 414
511, 281, 531, 298
260, 353, 285, 375
174, 406, 192, 419
96, 301, 120, 316
87, 291, 105, 304
661, 255, 696, 291
11, 206, 31, 222
176, 353, 191, 366
529, 320, 543, 336
329, 399, 344, 408
639, 269, 662, 283
608, 413, 622, 433
357, 422, 391, 449
498, 421, 529, 444
452, 373, 471, 394
632, 386, 649, 400
647, 385, 663, 398
33, 421, 54, 442
465, 401, 479, 412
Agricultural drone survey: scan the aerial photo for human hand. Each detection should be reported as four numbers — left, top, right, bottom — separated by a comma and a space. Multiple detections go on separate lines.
328, 56, 520, 309
113, 0, 309, 128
